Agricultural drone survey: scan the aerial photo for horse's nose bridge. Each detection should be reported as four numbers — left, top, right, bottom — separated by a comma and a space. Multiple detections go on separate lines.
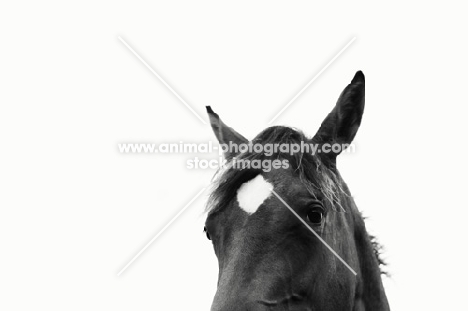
211, 227, 292, 310
212, 261, 249, 301
211, 256, 266, 310
211, 254, 308, 311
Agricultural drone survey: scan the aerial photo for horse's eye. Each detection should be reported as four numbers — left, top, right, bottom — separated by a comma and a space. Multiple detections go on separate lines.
203, 226, 211, 240
307, 208, 324, 224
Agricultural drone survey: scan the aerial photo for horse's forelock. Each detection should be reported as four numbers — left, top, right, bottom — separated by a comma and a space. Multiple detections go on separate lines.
206, 126, 347, 215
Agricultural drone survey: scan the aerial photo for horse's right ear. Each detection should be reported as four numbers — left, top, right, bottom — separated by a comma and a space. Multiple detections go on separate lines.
312, 71, 365, 161
206, 106, 248, 160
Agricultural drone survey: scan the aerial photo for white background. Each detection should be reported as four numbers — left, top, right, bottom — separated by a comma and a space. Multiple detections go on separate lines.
1, 1, 467, 310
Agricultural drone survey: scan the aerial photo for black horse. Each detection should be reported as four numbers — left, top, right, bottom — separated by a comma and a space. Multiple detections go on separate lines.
205, 72, 390, 310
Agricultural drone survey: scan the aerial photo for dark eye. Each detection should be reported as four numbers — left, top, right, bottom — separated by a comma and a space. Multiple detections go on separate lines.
203, 226, 211, 240
307, 207, 324, 224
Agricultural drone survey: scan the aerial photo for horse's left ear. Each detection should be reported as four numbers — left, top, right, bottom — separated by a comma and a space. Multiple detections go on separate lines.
312, 71, 365, 159
206, 106, 248, 160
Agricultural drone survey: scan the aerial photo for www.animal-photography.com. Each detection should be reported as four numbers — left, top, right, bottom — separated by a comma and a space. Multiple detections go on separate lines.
1, 2, 467, 310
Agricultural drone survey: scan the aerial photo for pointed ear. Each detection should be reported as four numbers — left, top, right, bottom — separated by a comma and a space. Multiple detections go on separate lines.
206, 106, 248, 160
312, 71, 365, 159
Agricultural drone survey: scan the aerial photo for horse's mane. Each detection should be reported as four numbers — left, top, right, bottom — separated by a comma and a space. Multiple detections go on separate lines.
206, 126, 386, 274
368, 230, 388, 276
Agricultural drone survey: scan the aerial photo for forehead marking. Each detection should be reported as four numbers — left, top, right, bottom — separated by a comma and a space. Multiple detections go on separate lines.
236, 175, 273, 214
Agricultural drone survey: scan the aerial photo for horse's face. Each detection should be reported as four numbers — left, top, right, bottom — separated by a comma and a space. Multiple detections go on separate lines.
205, 72, 389, 310
206, 165, 357, 310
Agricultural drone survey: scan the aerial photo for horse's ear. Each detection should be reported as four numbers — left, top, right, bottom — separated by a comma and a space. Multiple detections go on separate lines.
312, 71, 365, 160
206, 106, 248, 160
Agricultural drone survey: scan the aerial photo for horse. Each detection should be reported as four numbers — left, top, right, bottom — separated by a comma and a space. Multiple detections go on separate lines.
204, 71, 390, 310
